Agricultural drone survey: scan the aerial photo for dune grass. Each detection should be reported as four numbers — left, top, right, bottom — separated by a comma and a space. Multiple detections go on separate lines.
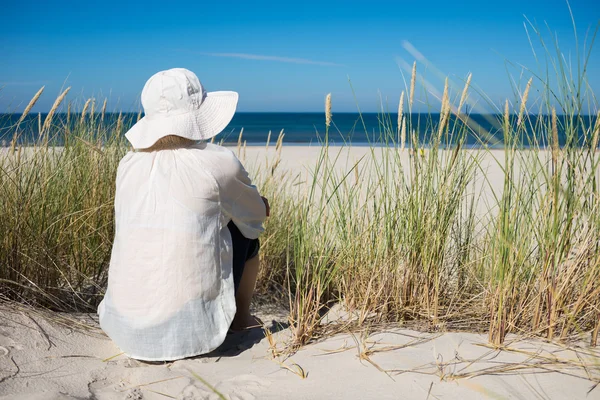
1, 22, 599, 349
0, 102, 129, 310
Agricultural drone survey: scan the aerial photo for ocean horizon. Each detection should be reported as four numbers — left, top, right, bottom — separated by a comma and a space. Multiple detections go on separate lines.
1, 112, 597, 148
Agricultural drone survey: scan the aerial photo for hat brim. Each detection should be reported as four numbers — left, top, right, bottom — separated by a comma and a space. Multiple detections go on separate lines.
125, 91, 239, 149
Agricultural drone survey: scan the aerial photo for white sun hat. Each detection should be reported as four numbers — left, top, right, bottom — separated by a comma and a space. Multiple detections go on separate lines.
125, 68, 239, 149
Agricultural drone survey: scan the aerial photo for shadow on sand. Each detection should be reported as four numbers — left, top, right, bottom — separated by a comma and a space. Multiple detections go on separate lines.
134, 318, 289, 366
205, 319, 289, 358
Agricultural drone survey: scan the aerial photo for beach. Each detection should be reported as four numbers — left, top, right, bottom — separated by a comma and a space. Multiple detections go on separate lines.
239, 145, 546, 219
1, 146, 599, 400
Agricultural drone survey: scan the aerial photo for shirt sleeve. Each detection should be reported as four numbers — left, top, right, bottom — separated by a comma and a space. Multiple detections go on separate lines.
217, 150, 266, 239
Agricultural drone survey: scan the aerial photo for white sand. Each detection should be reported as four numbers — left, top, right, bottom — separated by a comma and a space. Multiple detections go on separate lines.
1, 146, 599, 399
238, 146, 538, 222
1, 304, 598, 400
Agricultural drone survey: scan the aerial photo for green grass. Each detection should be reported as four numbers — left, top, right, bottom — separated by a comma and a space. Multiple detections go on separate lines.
1, 20, 599, 348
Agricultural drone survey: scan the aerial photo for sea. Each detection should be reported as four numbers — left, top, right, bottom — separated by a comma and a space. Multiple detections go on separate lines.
0, 112, 596, 148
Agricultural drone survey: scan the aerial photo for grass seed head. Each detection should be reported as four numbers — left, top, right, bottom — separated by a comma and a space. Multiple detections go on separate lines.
42, 87, 71, 136
116, 112, 123, 136
437, 78, 450, 140
80, 98, 92, 124
397, 91, 405, 138
517, 78, 532, 127
457, 73, 472, 115
441, 77, 449, 114
100, 98, 107, 123
17, 86, 45, 127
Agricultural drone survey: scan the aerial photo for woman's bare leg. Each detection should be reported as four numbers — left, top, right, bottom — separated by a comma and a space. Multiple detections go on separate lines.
231, 255, 261, 330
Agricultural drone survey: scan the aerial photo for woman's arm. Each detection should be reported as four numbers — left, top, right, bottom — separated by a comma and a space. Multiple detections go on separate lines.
217, 151, 267, 239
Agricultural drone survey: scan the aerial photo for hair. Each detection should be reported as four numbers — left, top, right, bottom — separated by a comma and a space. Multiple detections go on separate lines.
140, 135, 198, 152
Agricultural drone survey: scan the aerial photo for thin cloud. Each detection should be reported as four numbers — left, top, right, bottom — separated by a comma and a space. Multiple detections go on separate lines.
181, 50, 344, 67
401, 41, 426, 64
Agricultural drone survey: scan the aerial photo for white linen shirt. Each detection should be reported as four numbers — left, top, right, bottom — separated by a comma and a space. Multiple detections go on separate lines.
98, 142, 266, 361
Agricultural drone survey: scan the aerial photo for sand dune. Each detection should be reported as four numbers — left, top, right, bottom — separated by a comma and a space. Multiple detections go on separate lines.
1, 303, 599, 400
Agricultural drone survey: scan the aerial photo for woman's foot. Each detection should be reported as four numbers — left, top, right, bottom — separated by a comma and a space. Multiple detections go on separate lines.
229, 315, 263, 332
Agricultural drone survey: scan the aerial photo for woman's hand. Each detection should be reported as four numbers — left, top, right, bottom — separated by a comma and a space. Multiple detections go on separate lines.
261, 196, 270, 217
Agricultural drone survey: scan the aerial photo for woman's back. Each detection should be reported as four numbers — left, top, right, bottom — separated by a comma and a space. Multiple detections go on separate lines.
99, 142, 265, 361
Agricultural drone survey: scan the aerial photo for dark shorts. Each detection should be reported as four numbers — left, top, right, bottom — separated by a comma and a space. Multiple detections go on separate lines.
227, 221, 260, 294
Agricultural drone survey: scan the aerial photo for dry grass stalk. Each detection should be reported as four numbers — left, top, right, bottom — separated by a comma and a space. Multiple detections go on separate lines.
503, 99, 510, 136
268, 130, 285, 175
517, 78, 533, 127
116, 112, 123, 136
80, 99, 92, 124
397, 91, 405, 142
137, 110, 142, 122
42, 87, 71, 136
441, 78, 449, 114
269, 130, 284, 173
400, 116, 406, 151
410, 129, 418, 156
457, 73, 472, 116
16, 86, 45, 128
90, 99, 96, 121
8, 86, 44, 150
266, 130, 272, 150
38, 113, 42, 137
275, 359, 308, 379
409, 61, 417, 108
353, 334, 390, 376
100, 99, 107, 124
9, 136, 16, 154
551, 107, 559, 170
325, 93, 332, 128
276, 129, 285, 152
437, 78, 450, 140
263, 327, 283, 358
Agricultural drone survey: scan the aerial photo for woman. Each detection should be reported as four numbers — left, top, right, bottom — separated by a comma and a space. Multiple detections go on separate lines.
98, 68, 268, 361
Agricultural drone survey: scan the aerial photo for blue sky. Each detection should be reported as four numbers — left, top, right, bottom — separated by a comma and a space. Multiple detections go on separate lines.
1, 0, 598, 113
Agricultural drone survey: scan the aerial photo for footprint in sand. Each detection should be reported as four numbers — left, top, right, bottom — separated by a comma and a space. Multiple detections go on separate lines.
0, 334, 22, 383
0, 332, 24, 354
178, 374, 270, 400
88, 379, 144, 400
